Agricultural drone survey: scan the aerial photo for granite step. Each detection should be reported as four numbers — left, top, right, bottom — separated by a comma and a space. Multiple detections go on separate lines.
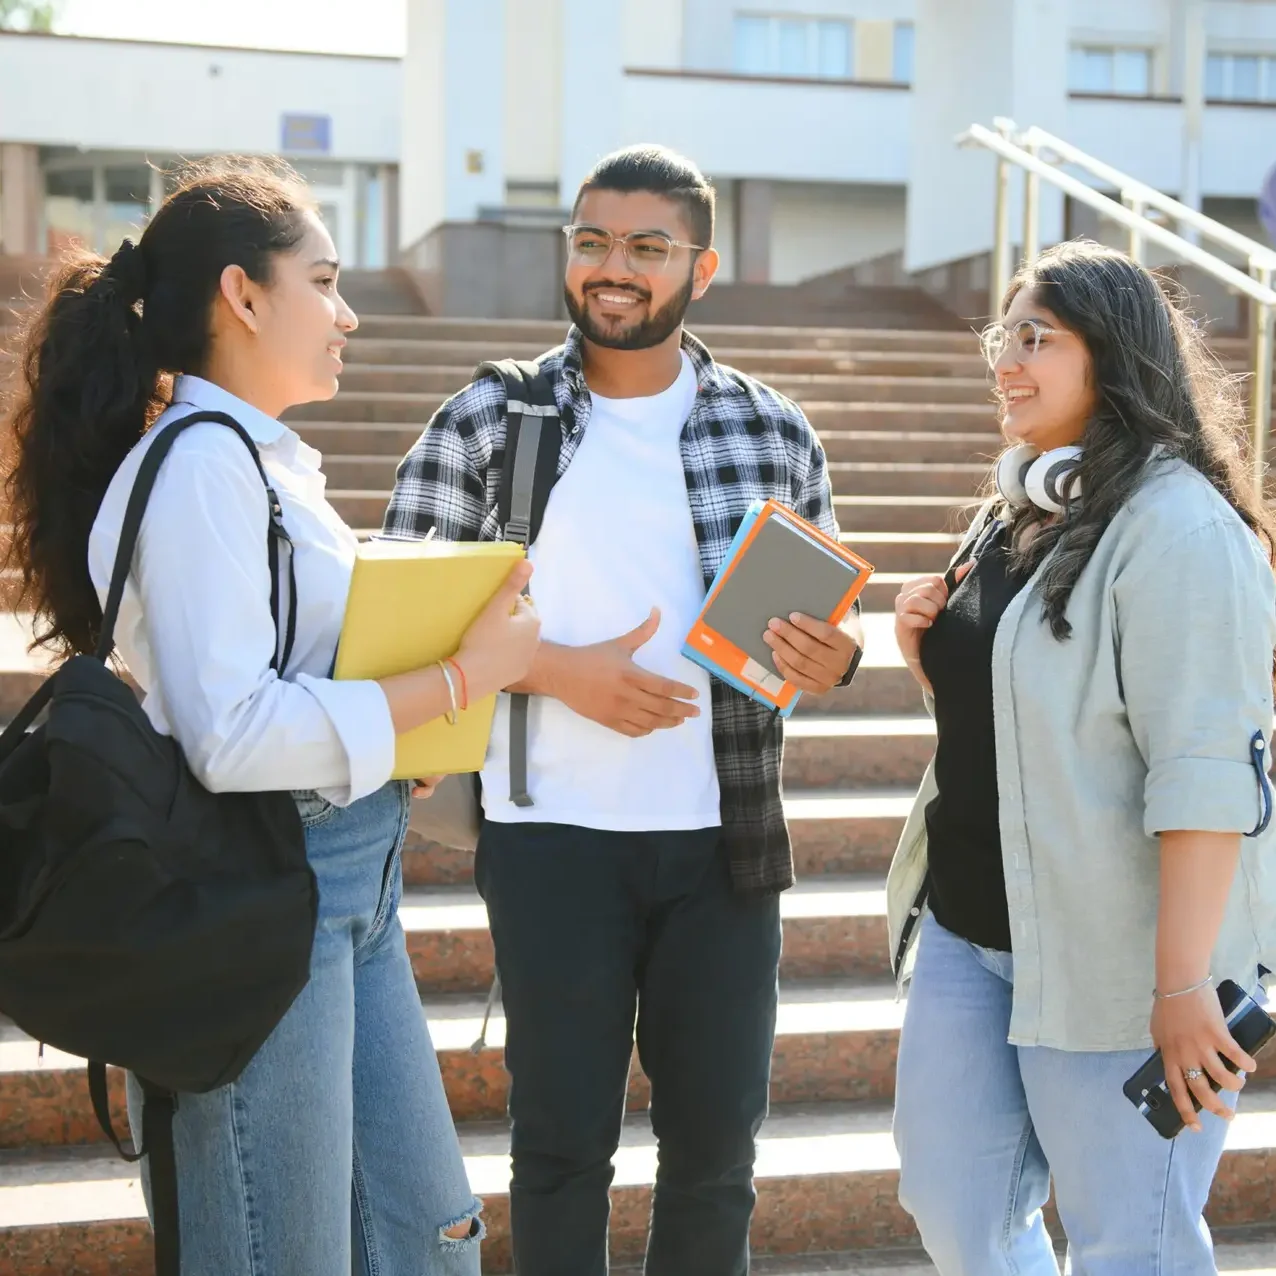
0, 976, 904, 1147
343, 316, 982, 352
6, 1095, 1276, 1275
402, 787, 914, 887
333, 354, 993, 395
827, 462, 988, 499
298, 376, 997, 424
284, 402, 1002, 447
820, 431, 1000, 465
339, 340, 991, 378
832, 494, 977, 536
0, 612, 930, 730
320, 479, 983, 530
400, 875, 891, 994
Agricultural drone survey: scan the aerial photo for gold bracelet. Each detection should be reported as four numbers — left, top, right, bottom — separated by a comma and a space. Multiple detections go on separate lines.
436, 661, 459, 726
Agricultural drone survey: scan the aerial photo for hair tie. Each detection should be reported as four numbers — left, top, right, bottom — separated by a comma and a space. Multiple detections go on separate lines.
101, 238, 148, 304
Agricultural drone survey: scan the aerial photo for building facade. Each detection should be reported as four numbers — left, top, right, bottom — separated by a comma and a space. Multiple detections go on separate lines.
1, 3, 1271, 306
400, 0, 1276, 293
0, 32, 401, 268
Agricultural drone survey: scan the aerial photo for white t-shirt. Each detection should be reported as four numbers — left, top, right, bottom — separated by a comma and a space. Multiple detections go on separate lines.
481, 352, 721, 830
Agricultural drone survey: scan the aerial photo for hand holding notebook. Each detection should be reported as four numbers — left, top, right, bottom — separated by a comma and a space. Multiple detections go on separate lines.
334, 539, 536, 777
683, 501, 873, 716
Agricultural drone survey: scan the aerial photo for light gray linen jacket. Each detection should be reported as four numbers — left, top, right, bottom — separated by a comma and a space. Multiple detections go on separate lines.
885, 457, 1276, 1051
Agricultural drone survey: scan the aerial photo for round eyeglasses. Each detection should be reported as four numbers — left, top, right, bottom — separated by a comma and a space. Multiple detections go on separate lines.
979, 318, 1061, 368
562, 224, 707, 275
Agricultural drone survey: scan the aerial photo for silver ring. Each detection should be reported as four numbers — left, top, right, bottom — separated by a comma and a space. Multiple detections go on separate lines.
1185, 1068, 1205, 1081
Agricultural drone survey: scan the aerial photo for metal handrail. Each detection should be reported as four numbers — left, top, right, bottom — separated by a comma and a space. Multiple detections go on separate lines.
959, 120, 1276, 494
1017, 123, 1276, 273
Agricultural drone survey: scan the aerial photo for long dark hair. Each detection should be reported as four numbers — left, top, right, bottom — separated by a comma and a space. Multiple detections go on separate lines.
990, 240, 1276, 639
3, 157, 314, 660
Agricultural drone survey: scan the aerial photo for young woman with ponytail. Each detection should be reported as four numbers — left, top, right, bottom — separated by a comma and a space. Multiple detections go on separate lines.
3, 157, 539, 1274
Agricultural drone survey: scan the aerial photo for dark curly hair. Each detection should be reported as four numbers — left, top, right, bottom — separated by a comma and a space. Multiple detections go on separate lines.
2, 156, 314, 659
990, 240, 1276, 640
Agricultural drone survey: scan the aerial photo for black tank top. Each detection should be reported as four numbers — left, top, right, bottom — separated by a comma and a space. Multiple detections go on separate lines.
919, 521, 1030, 952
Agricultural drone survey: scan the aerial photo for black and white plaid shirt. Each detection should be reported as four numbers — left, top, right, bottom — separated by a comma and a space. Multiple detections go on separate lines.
382, 326, 842, 895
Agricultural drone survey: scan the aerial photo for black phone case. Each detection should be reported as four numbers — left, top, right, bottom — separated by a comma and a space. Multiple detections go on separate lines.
1123, 979, 1276, 1139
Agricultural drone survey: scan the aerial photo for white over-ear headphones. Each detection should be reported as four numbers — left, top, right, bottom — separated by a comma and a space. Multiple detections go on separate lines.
994, 444, 1084, 514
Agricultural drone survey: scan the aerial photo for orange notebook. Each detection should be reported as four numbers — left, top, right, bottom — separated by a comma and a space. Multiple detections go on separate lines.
682, 500, 873, 716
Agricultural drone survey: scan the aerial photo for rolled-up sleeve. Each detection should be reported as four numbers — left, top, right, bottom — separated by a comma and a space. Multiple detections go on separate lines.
1115, 516, 1276, 836
133, 432, 396, 805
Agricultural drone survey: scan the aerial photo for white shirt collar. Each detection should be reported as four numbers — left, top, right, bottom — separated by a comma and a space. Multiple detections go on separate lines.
170, 375, 287, 448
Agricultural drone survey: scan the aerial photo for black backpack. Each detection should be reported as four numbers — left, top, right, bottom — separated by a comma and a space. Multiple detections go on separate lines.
0, 410, 319, 1276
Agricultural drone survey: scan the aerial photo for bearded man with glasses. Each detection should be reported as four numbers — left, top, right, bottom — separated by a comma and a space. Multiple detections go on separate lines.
383, 144, 862, 1276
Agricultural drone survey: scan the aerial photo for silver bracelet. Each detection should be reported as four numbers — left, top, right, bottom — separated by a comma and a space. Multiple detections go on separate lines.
436, 661, 459, 727
1154, 974, 1214, 1001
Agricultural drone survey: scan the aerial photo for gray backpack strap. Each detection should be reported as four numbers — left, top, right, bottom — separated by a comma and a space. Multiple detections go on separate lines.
472, 359, 561, 809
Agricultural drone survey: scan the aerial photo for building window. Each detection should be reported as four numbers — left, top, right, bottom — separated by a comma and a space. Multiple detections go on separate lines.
1206, 52, 1276, 102
43, 167, 95, 254
893, 21, 915, 84
733, 14, 854, 80
1069, 45, 1153, 96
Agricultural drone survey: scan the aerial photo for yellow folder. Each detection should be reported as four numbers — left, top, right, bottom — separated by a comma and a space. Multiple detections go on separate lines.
333, 539, 526, 778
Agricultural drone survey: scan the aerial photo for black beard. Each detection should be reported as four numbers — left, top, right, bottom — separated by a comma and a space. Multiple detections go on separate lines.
564, 273, 694, 351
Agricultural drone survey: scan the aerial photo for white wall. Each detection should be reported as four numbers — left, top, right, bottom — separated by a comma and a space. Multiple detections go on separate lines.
625, 0, 685, 68
770, 181, 906, 282
401, 0, 506, 248
621, 72, 910, 184
559, 0, 626, 206
0, 33, 399, 159
401, 0, 445, 245
712, 177, 738, 282
505, 0, 563, 187
682, 0, 916, 73
905, 0, 1068, 273
1208, 0, 1276, 43
1065, 97, 1276, 198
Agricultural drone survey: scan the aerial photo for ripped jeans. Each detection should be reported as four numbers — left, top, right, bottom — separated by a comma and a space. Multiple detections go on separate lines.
126, 780, 482, 1275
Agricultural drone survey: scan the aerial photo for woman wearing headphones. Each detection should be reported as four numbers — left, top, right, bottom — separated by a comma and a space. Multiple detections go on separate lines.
888, 240, 1276, 1273
3, 158, 539, 1273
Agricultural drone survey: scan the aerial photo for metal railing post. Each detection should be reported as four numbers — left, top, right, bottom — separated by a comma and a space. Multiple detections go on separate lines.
1022, 137, 1041, 264
1253, 262, 1275, 500
1123, 193, 1146, 265
991, 154, 1012, 318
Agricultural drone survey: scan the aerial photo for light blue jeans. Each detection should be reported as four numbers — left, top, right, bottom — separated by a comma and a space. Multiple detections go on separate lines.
126, 780, 482, 1276
894, 915, 1234, 1276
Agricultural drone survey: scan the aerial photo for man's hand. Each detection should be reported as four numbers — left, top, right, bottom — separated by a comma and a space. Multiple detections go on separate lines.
530, 608, 700, 739
763, 612, 860, 696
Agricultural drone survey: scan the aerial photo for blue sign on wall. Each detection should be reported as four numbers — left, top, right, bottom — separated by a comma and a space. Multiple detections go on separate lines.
281, 114, 332, 155
1262, 163, 1276, 248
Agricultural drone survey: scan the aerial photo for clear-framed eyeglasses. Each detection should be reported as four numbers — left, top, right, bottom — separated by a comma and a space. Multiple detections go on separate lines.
979, 318, 1061, 368
562, 224, 707, 275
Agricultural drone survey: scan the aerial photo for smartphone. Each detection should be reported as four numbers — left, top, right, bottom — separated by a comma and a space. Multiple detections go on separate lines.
1123, 979, 1276, 1139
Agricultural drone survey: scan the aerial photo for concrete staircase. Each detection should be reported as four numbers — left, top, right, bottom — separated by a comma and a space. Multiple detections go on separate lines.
2, 314, 1276, 1273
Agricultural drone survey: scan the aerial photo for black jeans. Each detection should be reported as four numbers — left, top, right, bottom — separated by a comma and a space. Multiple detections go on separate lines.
474, 821, 782, 1276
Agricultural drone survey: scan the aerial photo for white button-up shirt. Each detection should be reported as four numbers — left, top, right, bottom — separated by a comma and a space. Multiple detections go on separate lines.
88, 375, 395, 804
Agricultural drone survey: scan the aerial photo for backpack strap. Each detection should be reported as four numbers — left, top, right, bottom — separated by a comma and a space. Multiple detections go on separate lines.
472, 360, 562, 808
88, 1063, 180, 1276
95, 410, 296, 675
85, 409, 294, 1276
